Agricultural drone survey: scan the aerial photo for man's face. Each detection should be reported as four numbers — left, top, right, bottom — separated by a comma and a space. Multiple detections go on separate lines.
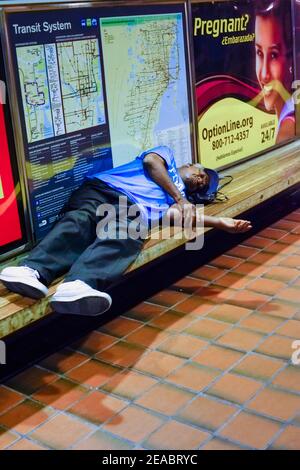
179, 164, 209, 193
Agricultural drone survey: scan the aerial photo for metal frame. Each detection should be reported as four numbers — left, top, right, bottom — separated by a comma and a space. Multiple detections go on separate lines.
0, 14, 32, 262
291, 0, 300, 137
0, 0, 198, 251
2, 0, 298, 194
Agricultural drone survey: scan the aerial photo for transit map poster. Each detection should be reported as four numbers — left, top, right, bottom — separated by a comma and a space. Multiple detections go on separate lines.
5, 2, 193, 240
192, 0, 296, 169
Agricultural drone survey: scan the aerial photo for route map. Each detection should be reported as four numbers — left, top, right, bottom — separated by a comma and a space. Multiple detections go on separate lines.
57, 39, 105, 133
16, 44, 54, 143
100, 13, 191, 166
16, 39, 105, 143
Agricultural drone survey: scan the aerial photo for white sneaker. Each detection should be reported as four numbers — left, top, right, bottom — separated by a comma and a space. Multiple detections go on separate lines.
0, 266, 48, 299
50, 280, 112, 316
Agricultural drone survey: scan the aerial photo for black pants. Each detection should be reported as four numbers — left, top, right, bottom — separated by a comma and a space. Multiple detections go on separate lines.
23, 179, 147, 290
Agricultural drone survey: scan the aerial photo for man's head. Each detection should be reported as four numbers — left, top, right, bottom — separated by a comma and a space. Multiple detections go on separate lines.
179, 163, 219, 201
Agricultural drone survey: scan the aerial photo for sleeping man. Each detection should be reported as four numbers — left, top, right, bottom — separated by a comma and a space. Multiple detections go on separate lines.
0, 146, 251, 316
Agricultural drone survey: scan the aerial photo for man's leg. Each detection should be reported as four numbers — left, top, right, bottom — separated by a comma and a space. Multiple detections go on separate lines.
65, 229, 145, 290
21, 180, 106, 285
0, 180, 122, 298
50, 203, 147, 315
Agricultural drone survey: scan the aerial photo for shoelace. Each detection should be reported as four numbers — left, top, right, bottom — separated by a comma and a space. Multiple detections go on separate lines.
24, 266, 40, 279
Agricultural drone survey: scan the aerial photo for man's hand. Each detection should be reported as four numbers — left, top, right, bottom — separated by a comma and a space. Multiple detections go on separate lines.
166, 199, 196, 226
217, 217, 252, 233
174, 198, 196, 217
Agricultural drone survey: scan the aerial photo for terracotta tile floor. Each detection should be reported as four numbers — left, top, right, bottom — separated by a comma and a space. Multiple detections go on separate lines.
1, 209, 300, 450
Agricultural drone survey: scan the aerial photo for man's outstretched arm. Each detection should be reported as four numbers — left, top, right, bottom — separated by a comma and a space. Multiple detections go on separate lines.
167, 205, 252, 233
199, 214, 252, 233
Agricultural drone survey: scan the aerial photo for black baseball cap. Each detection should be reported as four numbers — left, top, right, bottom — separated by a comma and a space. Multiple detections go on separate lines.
204, 167, 219, 196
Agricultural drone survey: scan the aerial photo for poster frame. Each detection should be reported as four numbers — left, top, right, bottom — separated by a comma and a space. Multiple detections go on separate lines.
0, 0, 198, 246
190, 0, 298, 171
0, 23, 31, 261
292, 0, 300, 137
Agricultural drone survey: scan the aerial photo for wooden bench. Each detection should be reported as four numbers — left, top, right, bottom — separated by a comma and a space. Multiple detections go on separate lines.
1, 140, 300, 339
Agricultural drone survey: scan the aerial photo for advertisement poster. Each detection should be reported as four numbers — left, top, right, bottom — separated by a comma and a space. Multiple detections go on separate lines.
5, 2, 193, 240
0, 48, 24, 255
0, 103, 23, 250
192, 0, 296, 169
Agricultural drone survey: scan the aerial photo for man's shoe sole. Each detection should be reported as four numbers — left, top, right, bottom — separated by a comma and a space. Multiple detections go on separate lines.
50, 294, 112, 316
0, 277, 47, 299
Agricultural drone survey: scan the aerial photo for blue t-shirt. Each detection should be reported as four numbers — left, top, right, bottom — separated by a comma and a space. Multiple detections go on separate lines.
90, 146, 186, 223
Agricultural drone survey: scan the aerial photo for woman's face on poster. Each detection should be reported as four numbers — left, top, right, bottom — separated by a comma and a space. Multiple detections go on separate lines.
255, 15, 291, 112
